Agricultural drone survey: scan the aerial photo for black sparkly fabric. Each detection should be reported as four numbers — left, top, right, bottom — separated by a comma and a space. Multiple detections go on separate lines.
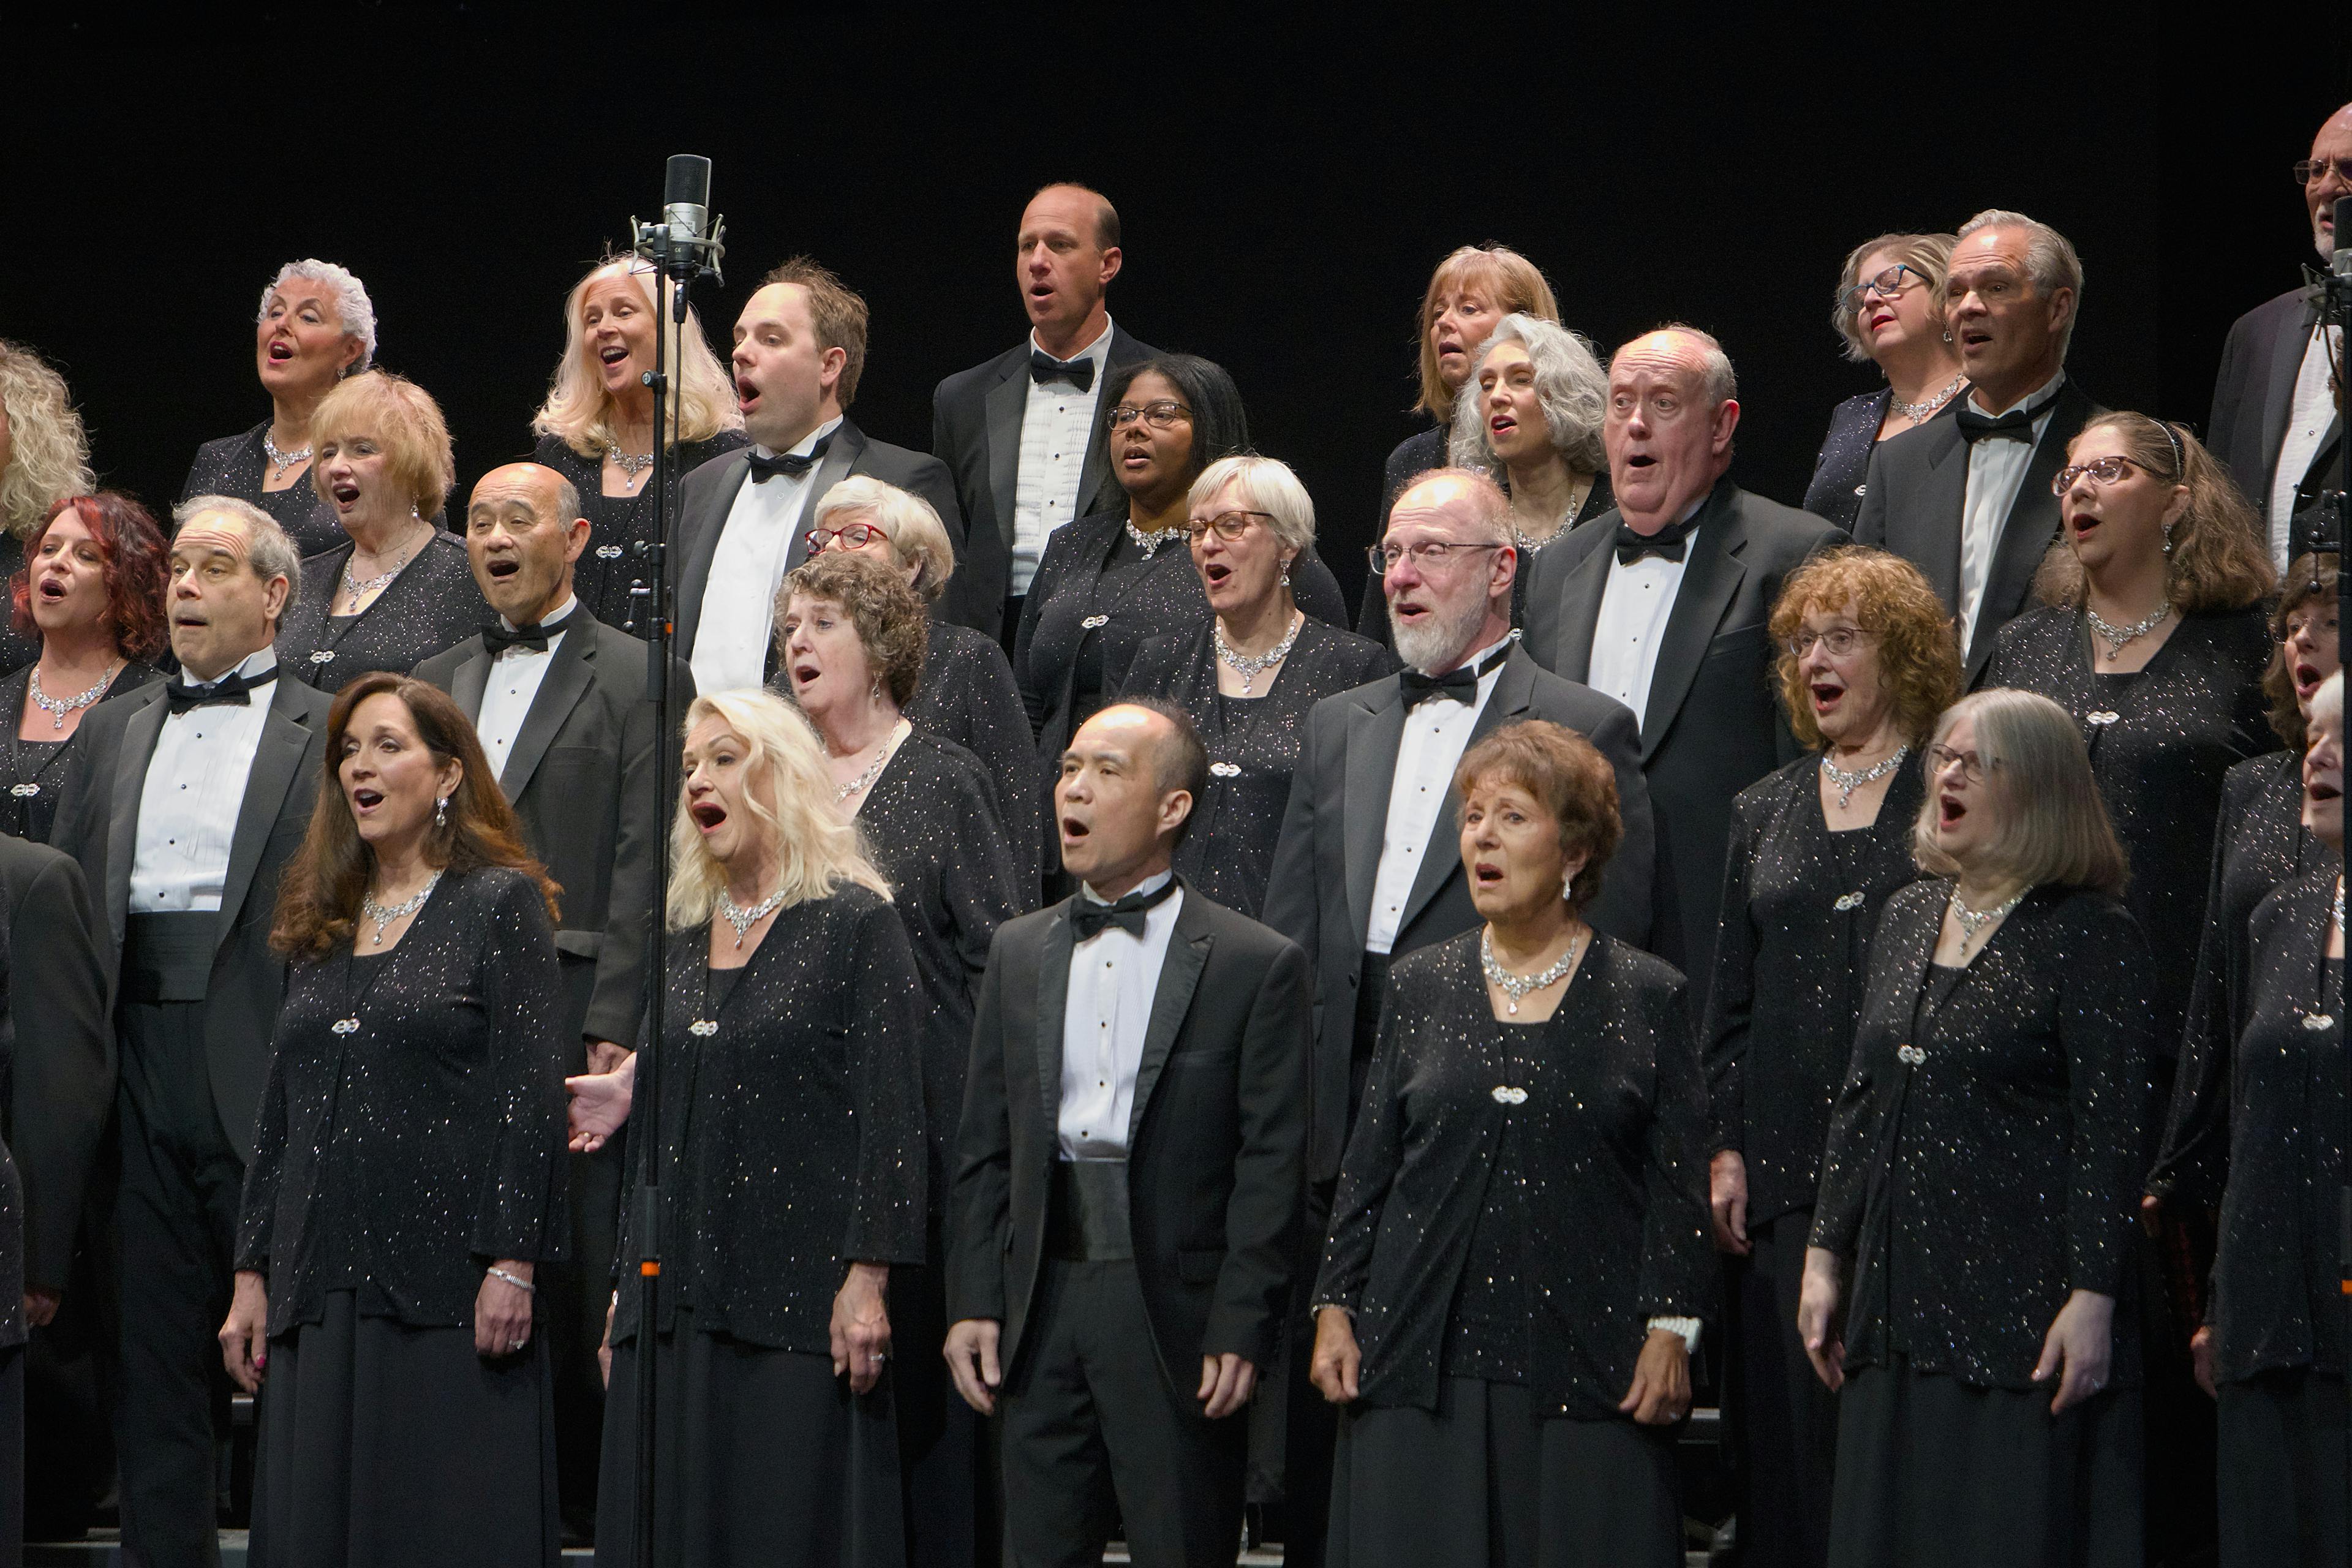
276, 530, 489, 687
1439, 1027, 1537, 1387
908, 619, 1041, 902
855, 731, 1023, 1218
0, 537, 33, 677
1120, 616, 1399, 918
611, 888, 927, 1355
1703, 752, 1929, 1225
1315, 929, 1711, 1418
2154, 749, 2340, 1205
1980, 605, 2275, 1061
1811, 883, 2154, 1390
179, 421, 350, 559
234, 867, 570, 1336
1800, 388, 1891, 536
530, 431, 748, 639
0, 662, 160, 842
2209, 870, 2348, 1383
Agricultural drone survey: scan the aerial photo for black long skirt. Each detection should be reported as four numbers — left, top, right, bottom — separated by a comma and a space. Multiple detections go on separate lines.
249, 1289, 559, 1568
1826, 1358, 2142, 1568
595, 1310, 905, 1568
2216, 1367, 2347, 1568
0, 1343, 21, 1568
1326, 1376, 1681, 1568
1725, 1208, 1838, 1568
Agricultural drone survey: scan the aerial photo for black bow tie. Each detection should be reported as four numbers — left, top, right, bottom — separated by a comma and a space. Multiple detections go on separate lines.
165, 665, 279, 714
1399, 640, 1515, 709
1614, 512, 1702, 567
1030, 350, 1096, 393
1954, 391, 2060, 445
745, 434, 832, 484
1069, 878, 1178, 941
481, 612, 573, 655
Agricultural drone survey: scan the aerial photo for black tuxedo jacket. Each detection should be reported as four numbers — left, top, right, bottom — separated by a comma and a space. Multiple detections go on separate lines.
413, 608, 689, 1049
931, 325, 1159, 637
672, 418, 967, 669
2209, 284, 2334, 526
1258, 645, 1654, 1182
947, 881, 1310, 1390
1523, 480, 1845, 978
51, 669, 331, 1162
1852, 380, 2101, 679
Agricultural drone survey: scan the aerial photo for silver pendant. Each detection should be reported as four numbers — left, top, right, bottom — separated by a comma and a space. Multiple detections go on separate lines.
1490, 1086, 1528, 1105
2304, 1012, 2335, 1032
1897, 1044, 1926, 1066
689, 1019, 718, 1037
1834, 892, 1864, 911
331, 1018, 360, 1035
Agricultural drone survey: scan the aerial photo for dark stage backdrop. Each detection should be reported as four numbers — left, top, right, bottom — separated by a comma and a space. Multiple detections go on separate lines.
9, 15, 2350, 614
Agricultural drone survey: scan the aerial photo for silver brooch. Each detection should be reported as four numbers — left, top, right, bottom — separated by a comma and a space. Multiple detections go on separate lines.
7, 783, 36, 798
331, 1018, 360, 1035
1081, 614, 1110, 630
309, 649, 337, 665
1210, 761, 1240, 778
1897, 1044, 1926, 1066
1834, 892, 1864, 911
595, 545, 624, 559
1490, 1086, 1528, 1105
688, 1019, 718, 1037
2304, 1012, 2334, 1032
2086, 710, 2119, 726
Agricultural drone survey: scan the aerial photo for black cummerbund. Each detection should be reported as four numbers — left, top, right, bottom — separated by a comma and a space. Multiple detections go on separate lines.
1046, 1159, 1134, 1262
122, 912, 216, 1004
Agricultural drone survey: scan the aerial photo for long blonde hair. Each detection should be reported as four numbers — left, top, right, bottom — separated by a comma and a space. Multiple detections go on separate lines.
0, 341, 94, 540
666, 690, 889, 930
532, 256, 742, 459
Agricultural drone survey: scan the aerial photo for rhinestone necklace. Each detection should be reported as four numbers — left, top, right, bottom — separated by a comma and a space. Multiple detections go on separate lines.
2337, 875, 2345, 935
262, 435, 312, 480
27, 660, 119, 731
1820, 743, 1909, 809
834, 720, 908, 805
1126, 519, 1183, 559
340, 522, 429, 607
1480, 924, 1587, 1016
606, 444, 656, 480
1890, 373, 1967, 424
1215, 611, 1303, 696
1949, 883, 2029, 949
2085, 598, 2171, 661
360, 869, 443, 947
715, 885, 790, 948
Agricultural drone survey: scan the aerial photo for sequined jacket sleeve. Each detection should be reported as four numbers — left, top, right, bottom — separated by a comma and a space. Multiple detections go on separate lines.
232, 1039, 292, 1276
472, 872, 570, 1264
1702, 776, 1773, 1156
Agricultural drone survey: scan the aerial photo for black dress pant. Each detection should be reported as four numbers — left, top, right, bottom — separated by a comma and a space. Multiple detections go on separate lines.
2215, 1367, 2346, 1568
999, 1258, 1245, 1568
115, 999, 243, 1568
1725, 1208, 1838, 1568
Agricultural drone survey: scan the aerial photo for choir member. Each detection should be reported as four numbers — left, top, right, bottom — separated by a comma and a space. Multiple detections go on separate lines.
1521, 325, 1846, 976
932, 183, 1159, 643
0, 494, 167, 841
596, 689, 925, 1567
0, 339, 96, 676
944, 700, 1309, 1568
49, 497, 333, 1566
1801, 688, 2150, 1568
1358, 244, 1561, 642
412, 460, 688, 1534
1122, 454, 1398, 918
1855, 209, 2100, 681
221, 673, 568, 1566
2202, 669, 2348, 1568
777, 549, 1020, 1566
673, 258, 963, 695
2207, 102, 2352, 567
529, 255, 747, 636
276, 371, 486, 685
179, 260, 374, 559
1804, 233, 1967, 533
799, 475, 1039, 898
1311, 718, 1708, 1568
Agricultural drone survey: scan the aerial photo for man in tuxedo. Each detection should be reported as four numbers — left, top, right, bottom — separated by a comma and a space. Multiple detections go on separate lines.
1854, 209, 2098, 679
51, 496, 331, 1568
412, 459, 685, 1534
932, 184, 1159, 646
945, 700, 1308, 1568
2209, 102, 2352, 568
675, 257, 962, 694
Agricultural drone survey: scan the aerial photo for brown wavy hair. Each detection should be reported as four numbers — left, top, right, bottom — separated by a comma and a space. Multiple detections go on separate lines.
1770, 546, 1962, 750
12, 493, 170, 660
2032, 413, 2276, 614
2263, 552, 2340, 750
776, 549, 930, 709
272, 673, 559, 958
1413, 245, 1561, 420
1453, 720, 1622, 917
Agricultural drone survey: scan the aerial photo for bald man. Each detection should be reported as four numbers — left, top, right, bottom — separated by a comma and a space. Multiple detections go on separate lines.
932, 183, 1162, 646
2210, 102, 2352, 567
413, 462, 690, 1531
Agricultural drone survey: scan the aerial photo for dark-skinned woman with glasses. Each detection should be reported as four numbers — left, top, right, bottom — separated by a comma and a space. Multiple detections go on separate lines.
1013, 354, 1346, 888
1122, 454, 1396, 918
1801, 235, 1967, 533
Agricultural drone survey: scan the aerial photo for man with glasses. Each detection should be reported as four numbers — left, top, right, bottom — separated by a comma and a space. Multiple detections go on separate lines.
1260, 466, 1650, 1567
2209, 102, 2352, 568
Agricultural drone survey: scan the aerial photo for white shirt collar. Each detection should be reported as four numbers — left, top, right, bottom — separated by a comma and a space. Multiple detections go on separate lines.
502, 594, 578, 635
1030, 316, 1115, 366
189, 647, 278, 690
750, 414, 845, 464
1423, 631, 1516, 682
1082, 866, 1174, 905
1975, 369, 2067, 420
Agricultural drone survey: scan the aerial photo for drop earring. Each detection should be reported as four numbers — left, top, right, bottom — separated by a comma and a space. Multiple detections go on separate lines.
1280, 559, 1293, 589
1562, 872, 1574, 903
1942, 329, 1954, 344
435, 796, 448, 829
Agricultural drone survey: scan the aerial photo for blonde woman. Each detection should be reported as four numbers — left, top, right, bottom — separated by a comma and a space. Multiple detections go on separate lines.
1803, 233, 1966, 533
592, 689, 925, 1567
0, 339, 96, 674
532, 256, 745, 636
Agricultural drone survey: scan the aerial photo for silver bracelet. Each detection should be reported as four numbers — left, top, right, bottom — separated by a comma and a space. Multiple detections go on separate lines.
487, 1266, 536, 1294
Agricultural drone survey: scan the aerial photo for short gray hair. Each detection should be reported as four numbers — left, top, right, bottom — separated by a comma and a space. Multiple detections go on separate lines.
1392, 467, 1512, 546
1634, 323, 1738, 406
548, 472, 582, 524
172, 494, 303, 611
812, 476, 957, 605
1188, 454, 1316, 553
256, 260, 377, 374
1449, 314, 1607, 476
1956, 209, 2084, 360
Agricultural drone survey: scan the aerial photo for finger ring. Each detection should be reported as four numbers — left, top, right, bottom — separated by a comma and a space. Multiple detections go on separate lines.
873, 1351, 889, 1362
510, 1339, 526, 1351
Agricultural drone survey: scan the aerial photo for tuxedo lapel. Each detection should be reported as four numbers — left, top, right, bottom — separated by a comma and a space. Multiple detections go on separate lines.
1544, 528, 1613, 684
985, 356, 1027, 550
448, 640, 493, 722
1396, 652, 1536, 930
107, 690, 170, 951
1341, 683, 1407, 952
1128, 894, 1212, 1145
216, 677, 314, 956
498, 622, 597, 799
1911, 422, 1971, 608
784, 422, 866, 578
675, 453, 751, 656
1639, 487, 1747, 761
2260, 298, 2321, 486
1033, 905, 1077, 1137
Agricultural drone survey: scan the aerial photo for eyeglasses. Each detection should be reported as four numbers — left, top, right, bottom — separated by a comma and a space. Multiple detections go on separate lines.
1926, 743, 1993, 785
2049, 455, 2166, 496
1366, 540, 1506, 575
1784, 625, 1873, 658
2296, 157, 2352, 186
1107, 400, 1193, 431
2282, 606, 2340, 642
804, 521, 887, 552
1839, 263, 1923, 313
1182, 510, 1272, 543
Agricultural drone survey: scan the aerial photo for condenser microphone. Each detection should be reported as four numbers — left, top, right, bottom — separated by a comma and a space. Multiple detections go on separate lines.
663, 154, 712, 252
